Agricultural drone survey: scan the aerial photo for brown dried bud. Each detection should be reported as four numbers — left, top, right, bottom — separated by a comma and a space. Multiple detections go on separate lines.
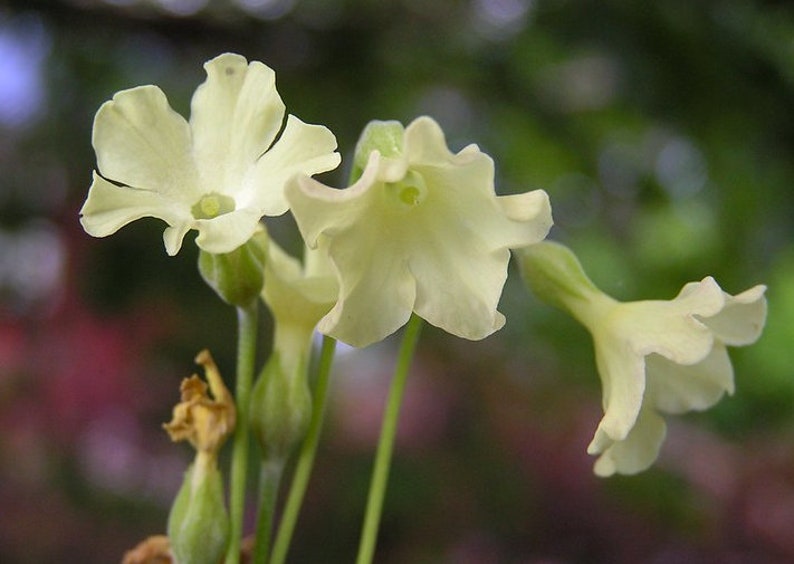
163, 350, 235, 456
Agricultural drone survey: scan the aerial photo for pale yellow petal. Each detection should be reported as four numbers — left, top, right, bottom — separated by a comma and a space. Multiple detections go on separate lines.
190, 53, 285, 193
645, 343, 734, 415
192, 208, 264, 255
589, 331, 647, 443
80, 172, 194, 255
246, 115, 340, 216
701, 284, 767, 346
93, 85, 198, 200
591, 408, 667, 477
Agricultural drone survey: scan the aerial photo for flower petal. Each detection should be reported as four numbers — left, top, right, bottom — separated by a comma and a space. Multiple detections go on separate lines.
589, 332, 647, 443
403, 116, 461, 166
645, 343, 734, 415
618, 278, 726, 365
410, 243, 508, 340
701, 284, 767, 346
591, 408, 667, 477
190, 53, 285, 194
80, 172, 194, 255
92, 85, 197, 200
262, 239, 337, 331
496, 190, 553, 248
245, 115, 340, 216
193, 208, 264, 255
286, 151, 382, 247
319, 242, 416, 347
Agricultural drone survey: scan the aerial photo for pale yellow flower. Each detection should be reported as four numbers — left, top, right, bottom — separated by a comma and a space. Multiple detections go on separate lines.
519, 241, 767, 476
80, 53, 340, 255
286, 117, 553, 347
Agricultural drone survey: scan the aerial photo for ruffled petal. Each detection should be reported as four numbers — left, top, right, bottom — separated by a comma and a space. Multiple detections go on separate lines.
319, 240, 416, 347
92, 85, 197, 200
190, 53, 285, 194
617, 278, 725, 365
245, 115, 340, 216
591, 408, 667, 477
589, 331, 647, 443
701, 284, 767, 346
80, 172, 194, 255
496, 190, 553, 248
286, 151, 381, 247
645, 343, 734, 415
262, 239, 337, 331
410, 242, 508, 340
403, 116, 461, 167
192, 208, 264, 255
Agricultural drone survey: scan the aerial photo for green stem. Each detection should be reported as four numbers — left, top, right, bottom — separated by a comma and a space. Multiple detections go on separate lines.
252, 459, 285, 564
270, 336, 337, 564
225, 303, 259, 564
355, 314, 423, 564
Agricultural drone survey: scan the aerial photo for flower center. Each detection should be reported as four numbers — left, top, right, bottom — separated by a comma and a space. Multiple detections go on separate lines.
386, 171, 426, 209
192, 193, 236, 220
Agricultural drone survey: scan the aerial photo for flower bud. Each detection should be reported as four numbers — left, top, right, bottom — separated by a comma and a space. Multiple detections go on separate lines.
249, 352, 312, 464
516, 241, 601, 314
351, 120, 405, 182
167, 461, 229, 564
198, 229, 267, 307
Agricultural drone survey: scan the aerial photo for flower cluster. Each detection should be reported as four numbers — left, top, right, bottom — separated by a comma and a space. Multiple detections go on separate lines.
80, 53, 768, 562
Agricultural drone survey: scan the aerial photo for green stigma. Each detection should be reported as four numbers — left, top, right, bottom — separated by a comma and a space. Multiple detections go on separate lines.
386, 171, 426, 209
399, 185, 421, 206
192, 193, 236, 220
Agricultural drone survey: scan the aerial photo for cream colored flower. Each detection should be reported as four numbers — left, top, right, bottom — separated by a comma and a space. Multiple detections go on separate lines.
80, 53, 340, 255
286, 117, 553, 347
519, 241, 767, 476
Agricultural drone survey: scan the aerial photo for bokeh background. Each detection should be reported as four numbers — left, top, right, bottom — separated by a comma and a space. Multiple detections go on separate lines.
1, 0, 793, 562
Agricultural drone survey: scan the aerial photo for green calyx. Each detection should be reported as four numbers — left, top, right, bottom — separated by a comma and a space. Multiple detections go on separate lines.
351, 120, 405, 183
167, 462, 229, 564
199, 229, 267, 307
249, 351, 312, 465
517, 241, 603, 315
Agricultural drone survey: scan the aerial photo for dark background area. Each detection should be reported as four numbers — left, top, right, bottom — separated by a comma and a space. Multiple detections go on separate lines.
1, 0, 792, 562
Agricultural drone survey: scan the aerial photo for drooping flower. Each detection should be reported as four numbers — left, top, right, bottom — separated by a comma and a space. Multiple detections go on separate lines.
286, 117, 553, 347
80, 53, 340, 256
518, 241, 767, 476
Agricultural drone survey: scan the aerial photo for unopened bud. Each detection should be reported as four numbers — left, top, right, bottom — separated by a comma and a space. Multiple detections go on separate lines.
167, 461, 229, 564
198, 229, 267, 307
249, 352, 311, 464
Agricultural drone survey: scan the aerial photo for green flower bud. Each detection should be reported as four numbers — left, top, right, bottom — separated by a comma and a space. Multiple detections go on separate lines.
167, 461, 229, 564
198, 229, 267, 307
351, 120, 405, 183
249, 352, 312, 464
516, 241, 602, 314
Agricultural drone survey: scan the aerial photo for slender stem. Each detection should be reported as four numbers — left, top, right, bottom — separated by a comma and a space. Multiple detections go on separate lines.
252, 459, 285, 564
270, 336, 337, 564
356, 314, 423, 564
225, 303, 259, 564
